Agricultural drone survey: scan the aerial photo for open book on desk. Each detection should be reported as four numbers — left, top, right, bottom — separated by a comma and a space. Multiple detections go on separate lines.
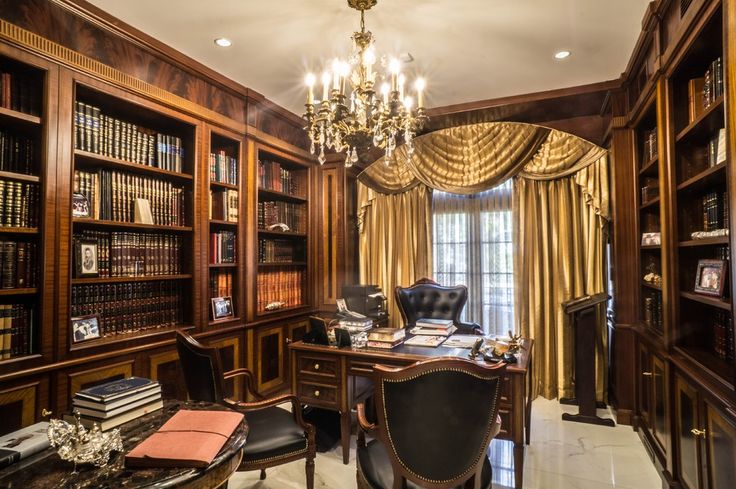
442, 335, 483, 348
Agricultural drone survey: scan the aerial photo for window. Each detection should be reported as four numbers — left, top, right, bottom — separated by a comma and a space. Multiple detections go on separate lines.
432, 181, 514, 336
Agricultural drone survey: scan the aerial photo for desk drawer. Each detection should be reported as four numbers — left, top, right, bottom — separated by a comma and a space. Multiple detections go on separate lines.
298, 355, 339, 378
298, 380, 339, 406
496, 408, 512, 440
348, 358, 407, 376
499, 375, 511, 403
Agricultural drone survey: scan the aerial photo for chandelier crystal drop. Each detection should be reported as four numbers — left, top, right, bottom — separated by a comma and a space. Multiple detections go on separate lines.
302, 0, 428, 167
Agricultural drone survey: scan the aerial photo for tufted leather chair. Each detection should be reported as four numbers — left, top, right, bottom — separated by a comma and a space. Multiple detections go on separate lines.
356, 358, 506, 489
395, 278, 482, 335
176, 331, 316, 488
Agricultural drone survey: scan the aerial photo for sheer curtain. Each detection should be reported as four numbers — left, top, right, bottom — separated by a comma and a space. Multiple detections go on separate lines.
433, 181, 514, 336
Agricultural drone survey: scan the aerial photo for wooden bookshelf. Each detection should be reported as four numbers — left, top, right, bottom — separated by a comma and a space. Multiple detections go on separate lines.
74, 150, 194, 181
72, 274, 192, 284
0, 105, 42, 127
72, 219, 193, 232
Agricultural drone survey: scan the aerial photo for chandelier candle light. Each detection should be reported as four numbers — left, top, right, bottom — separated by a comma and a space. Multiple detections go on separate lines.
303, 0, 428, 167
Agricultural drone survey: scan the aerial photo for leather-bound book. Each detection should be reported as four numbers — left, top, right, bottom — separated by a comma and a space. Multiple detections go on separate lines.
125, 409, 244, 468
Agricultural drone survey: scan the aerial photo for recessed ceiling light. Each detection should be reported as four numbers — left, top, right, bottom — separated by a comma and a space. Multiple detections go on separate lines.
214, 38, 232, 47
554, 50, 571, 59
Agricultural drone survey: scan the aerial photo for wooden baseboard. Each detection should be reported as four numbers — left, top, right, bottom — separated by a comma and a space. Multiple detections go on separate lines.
614, 408, 634, 426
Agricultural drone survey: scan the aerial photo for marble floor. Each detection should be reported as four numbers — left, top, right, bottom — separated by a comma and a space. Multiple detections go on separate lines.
229, 398, 662, 489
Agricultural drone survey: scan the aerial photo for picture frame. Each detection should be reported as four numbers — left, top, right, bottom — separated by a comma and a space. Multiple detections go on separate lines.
74, 240, 98, 278
211, 296, 234, 320
693, 259, 727, 298
71, 314, 101, 343
72, 193, 90, 218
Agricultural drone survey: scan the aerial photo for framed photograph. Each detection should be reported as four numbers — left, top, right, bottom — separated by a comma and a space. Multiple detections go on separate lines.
71, 314, 101, 343
74, 240, 98, 278
211, 296, 234, 320
336, 298, 348, 313
641, 232, 661, 246
72, 193, 90, 218
694, 259, 727, 298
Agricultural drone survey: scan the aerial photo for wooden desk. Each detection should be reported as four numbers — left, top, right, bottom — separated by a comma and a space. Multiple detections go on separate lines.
289, 338, 534, 488
0, 400, 248, 489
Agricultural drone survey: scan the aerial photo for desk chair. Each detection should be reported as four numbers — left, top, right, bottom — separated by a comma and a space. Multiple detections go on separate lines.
395, 278, 482, 334
356, 358, 506, 489
175, 331, 316, 488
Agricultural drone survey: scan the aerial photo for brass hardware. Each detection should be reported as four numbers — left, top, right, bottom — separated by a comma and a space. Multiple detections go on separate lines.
348, 0, 377, 12
285, 338, 293, 344
642, 372, 653, 377
41, 409, 52, 417
314, 390, 320, 397
314, 363, 321, 370
691, 428, 706, 438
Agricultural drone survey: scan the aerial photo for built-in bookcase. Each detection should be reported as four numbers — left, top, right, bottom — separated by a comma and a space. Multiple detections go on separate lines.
0, 54, 46, 363
207, 130, 242, 325
68, 82, 196, 349
254, 145, 310, 316
667, 5, 733, 384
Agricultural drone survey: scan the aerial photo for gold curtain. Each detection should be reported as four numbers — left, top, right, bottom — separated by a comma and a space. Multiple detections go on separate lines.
357, 183, 433, 327
514, 154, 609, 400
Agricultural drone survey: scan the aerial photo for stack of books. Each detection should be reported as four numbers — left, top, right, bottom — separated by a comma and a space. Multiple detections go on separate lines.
338, 317, 374, 333
367, 327, 405, 349
410, 318, 458, 337
67, 377, 163, 431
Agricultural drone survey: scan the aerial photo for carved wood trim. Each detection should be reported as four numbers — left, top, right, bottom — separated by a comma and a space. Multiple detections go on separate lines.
321, 167, 339, 305
0, 383, 37, 427
0, 19, 245, 133
68, 360, 134, 397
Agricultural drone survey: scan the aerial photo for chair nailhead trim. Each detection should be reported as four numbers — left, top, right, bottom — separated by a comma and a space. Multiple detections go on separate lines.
244, 446, 308, 464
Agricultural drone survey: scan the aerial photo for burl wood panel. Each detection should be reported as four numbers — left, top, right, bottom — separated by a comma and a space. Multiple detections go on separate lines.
209, 336, 241, 400
149, 349, 188, 401
0, 383, 38, 435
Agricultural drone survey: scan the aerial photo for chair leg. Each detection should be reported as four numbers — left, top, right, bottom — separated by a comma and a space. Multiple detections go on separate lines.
260, 469, 266, 480
306, 456, 315, 489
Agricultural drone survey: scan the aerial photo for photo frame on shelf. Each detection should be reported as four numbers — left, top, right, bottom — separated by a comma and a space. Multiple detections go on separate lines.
693, 259, 727, 298
71, 314, 101, 343
72, 193, 90, 218
211, 296, 234, 320
74, 240, 98, 278
641, 232, 661, 246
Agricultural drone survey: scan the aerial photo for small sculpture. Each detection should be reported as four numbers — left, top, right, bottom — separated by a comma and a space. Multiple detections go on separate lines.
265, 301, 286, 311
47, 412, 123, 473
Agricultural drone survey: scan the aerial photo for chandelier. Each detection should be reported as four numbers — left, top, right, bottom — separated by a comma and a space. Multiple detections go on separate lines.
303, 0, 428, 167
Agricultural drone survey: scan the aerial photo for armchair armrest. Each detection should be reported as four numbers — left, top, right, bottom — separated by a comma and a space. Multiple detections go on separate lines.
457, 321, 483, 335
223, 368, 264, 401
356, 402, 377, 436
223, 393, 315, 436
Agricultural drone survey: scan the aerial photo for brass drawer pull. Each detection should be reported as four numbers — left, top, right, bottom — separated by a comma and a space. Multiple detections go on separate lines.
314, 390, 320, 397
690, 428, 706, 438
642, 372, 653, 377
314, 363, 320, 370
41, 409, 52, 417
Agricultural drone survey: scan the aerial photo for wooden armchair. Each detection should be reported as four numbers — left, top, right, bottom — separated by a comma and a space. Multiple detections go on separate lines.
356, 358, 506, 489
175, 331, 316, 488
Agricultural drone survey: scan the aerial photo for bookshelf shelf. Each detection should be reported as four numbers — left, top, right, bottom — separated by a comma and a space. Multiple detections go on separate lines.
74, 150, 194, 181
258, 188, 308, 203
209, 317, 242, 327
0, 288, 38, 296
675, 96, 724, 143
677, 162, 726, 192
642, 281, 662, 291
680, 291, 731, 310
679, 236, 730, 247
209, 219, 238, 227
0, 227, 39, 234
676, 346, 735, 389
641, 245, 661, 250
210, 181, 238, 190
640, 197, 660, 210
72, 274, 192, 285
639, 155, 659, 175
258, 262, 308, 267
258, 229, 307, 238
209, 263, 237, 268
72, 218, 192, 232
0, 106, 42, 127
0, 171, 40, 183
257, 304, 311, 317
69, 324, 195, 352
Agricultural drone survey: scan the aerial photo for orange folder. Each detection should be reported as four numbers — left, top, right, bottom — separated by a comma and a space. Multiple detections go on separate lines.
125, 409, 244, 468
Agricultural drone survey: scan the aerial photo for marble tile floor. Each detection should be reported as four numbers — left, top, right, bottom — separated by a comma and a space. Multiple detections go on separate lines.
229, 398, 662, 489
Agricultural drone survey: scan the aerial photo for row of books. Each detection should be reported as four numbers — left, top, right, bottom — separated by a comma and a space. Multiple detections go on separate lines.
642, 128, 657, 164
0, 241, 37, 288
644, 290, 663, 333
0, 180, 39, 228
702, 190, 728, 232
258, 159, 304, 196
74, 101, 185, 172
257, 201, 306, 233
0, 129, 35, 175
0, 71, 40, 116
74, 169, 187, 226
687, 56, 724, 123
0, 303, 34, 359
712, 311, 734, 363
71, 282, 184, 336
210, 150, 238, 185
210, 231, 236, 264
256, 268, 304, 311
209, 189, 238, 222
705, 129, 727, 168
74, 230, 183, 277
258, 238, 304, 263
70, 377, 163, 431
209, 269, 233, 299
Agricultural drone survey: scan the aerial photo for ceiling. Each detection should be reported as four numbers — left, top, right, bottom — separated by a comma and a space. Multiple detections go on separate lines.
86, 0, 650, 115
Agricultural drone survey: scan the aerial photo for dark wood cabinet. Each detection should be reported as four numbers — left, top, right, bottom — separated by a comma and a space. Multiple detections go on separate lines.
638, 341, 669, 463
703, 400, 736, 489
674, 374, 703, 489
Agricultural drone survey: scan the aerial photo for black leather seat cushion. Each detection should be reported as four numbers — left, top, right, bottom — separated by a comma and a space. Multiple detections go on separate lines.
243, 406, 308, 463
357, 439, 492, 489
